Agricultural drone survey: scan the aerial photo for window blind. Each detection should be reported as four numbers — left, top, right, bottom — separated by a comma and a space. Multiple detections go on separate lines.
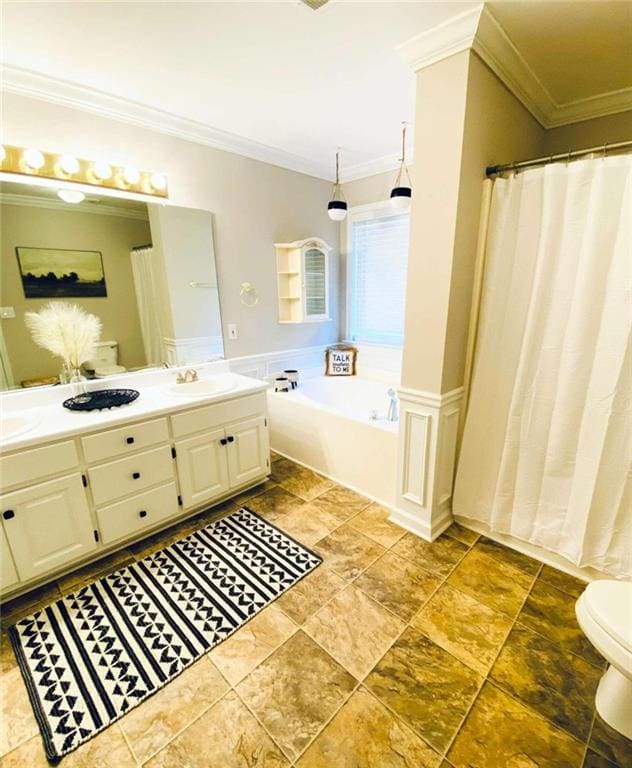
304, 248, 327, 317
350, 212, 410, 346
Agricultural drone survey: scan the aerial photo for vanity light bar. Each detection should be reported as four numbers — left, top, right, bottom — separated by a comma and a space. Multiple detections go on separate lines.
0, 145, 168, 199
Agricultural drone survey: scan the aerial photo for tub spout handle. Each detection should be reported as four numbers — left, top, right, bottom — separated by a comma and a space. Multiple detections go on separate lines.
387, 388, 399, 422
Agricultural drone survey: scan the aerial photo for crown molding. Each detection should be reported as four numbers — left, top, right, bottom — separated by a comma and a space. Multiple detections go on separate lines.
547, 86, 632, 128
0, 191, 148, 219
1, 65, 332, 181
397, 4, 632, 130
340, 152, 405, 183
396, 6, 483, 73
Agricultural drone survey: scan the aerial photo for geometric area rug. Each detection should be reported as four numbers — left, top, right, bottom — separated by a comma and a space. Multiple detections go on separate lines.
9, 507, 322, 762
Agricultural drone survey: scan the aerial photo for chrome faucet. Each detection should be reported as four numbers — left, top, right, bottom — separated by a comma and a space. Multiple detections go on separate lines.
387, 388, 399, 422
176, 368, 199, 384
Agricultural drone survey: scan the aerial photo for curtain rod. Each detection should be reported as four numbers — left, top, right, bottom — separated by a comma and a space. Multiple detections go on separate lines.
486, 139, 632, 177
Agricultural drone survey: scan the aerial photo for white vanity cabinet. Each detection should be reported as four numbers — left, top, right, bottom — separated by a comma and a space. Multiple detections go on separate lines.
1, 473, 96, 582
173, 394, 269, 509
0, 385, 270, 601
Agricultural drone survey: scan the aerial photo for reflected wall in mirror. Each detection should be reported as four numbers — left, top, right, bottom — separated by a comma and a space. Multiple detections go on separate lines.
0, 181, 224, 390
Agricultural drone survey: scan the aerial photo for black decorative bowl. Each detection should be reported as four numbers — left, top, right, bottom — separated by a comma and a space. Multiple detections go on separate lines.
63, 388, 140, 412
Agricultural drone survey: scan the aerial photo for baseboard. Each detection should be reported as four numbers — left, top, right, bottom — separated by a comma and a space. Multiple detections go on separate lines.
388, 505, 453, 542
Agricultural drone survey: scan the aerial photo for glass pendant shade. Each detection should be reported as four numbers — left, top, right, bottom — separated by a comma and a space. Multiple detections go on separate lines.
390, 186, 411, 210
328, 199, 348, 221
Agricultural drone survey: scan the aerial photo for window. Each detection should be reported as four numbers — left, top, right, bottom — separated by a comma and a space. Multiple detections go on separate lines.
348, 208, 410, 347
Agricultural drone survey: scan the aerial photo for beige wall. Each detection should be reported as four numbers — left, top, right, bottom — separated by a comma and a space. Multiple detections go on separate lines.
2, 93, 340, 359
545, 110, 632, 155
1, 202, 149, 384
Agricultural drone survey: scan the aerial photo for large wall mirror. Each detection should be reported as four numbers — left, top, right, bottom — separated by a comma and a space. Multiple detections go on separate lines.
0, 181, 224, 391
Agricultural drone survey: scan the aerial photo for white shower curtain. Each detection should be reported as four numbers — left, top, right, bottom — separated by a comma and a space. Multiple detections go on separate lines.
454, 155, 631, 578
130, 247, 164, 366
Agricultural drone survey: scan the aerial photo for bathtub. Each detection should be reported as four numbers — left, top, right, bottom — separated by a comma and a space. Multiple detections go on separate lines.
267, 375, 399, 508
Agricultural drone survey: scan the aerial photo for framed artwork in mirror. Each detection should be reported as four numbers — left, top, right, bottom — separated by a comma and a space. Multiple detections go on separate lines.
16, 247, 107, 298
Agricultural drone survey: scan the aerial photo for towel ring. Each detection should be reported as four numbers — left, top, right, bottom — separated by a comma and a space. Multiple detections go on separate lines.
240, 282, 259, 307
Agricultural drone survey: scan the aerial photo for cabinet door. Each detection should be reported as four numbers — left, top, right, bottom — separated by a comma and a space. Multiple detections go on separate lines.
0, 524, 19, 592
1, 473, 96, 582
226, 417, 269, 488
175, 428, 230, 509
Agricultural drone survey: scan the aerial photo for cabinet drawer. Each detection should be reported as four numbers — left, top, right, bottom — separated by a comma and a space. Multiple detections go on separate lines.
82, 418, 169, 464
0, 440, 78, 492
88, 445, 174, 506
171, 393, 266, 438
96, 481, 179, 545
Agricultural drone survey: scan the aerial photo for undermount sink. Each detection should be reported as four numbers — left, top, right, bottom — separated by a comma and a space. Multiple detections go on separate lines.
166, 376, 238, 398
1, 414, 40, 439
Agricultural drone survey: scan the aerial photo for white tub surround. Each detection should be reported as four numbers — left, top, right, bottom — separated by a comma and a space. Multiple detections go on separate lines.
267, 375, 398, 508
0, 362, 270, 601
391, 386, 464, 541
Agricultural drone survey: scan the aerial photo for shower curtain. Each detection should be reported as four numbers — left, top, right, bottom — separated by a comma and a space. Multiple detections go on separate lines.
453, 155, 631, 578
130, 246, 164, 366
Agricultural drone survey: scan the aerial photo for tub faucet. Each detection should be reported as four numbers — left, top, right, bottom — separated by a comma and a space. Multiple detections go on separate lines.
387, 388, 399, 422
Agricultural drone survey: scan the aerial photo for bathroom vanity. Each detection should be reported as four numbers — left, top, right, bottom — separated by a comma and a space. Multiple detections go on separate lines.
0, 366, 270, 601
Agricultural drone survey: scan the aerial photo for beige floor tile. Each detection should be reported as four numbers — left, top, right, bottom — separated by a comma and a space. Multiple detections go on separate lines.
209, 604, 297, 685
235, 630, 357, 761
354, 551, 441, 621
246, 486, 305, 523
392, 533, 468, 577
315, 524, 385, 580
490, 623, 601, 742
269, 457, 299, 484
443, 522, 479, 546
447, 548, 534, 618
270, 504, 334, 546
231, 479, 277, 505
119, 655, 228, 763
412, 584, 513, 674
0, 631, 17, 677
348, 503, 406, 548
447, 682, 585, 768
365, 627, 481, 753
1, 583, 61, 624
57, 550, 135, 594
0, 724, 135, 768
145, 690, 289, 767
0, 666, 39, 756
303, 584, 405, 679
589, 711, 632, 768
310, 485, 372, 526
275, 566, 345, 625
296, 687, 440, 768
582, 748, 620, 768
279, 465, 334, 502
519, 580, 604, 667
538, 564, 587, 599
473, 536, 542, 576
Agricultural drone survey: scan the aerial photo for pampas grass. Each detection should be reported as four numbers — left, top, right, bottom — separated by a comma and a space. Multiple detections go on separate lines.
25, 302, 102, 369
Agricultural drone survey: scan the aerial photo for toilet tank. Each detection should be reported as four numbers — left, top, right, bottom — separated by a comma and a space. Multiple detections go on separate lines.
85, 341, 118, 369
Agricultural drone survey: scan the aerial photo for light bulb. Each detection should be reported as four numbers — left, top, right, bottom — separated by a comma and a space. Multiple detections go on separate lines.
123, 165, 140, 185
150, 172, 167, 191
59, 154, 80, 175
57, 189, 85, 204
23, 148, 45, 170
327, 200, 347, 221
93, 160, 112, 180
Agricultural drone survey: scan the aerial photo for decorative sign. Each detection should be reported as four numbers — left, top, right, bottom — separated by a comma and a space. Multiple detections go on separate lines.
325, 345, 357, 376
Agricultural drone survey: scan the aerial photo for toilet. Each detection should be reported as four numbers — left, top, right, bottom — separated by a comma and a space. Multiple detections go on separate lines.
84, 340, 127, 379
576, 580, 632, 739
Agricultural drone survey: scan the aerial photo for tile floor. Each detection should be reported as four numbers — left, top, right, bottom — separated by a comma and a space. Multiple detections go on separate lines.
1, 454, 630, 767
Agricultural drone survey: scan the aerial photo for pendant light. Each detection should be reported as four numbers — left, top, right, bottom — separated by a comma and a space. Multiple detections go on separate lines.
390, 123, 412, 210
327, 151, 347, 221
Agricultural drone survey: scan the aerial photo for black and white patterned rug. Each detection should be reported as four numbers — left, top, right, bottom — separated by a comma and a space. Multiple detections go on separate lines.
9, 507, 321, 762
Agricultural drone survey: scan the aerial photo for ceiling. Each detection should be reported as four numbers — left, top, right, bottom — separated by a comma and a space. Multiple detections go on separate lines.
489, 1, 632, 105
1, 1, 630, 181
